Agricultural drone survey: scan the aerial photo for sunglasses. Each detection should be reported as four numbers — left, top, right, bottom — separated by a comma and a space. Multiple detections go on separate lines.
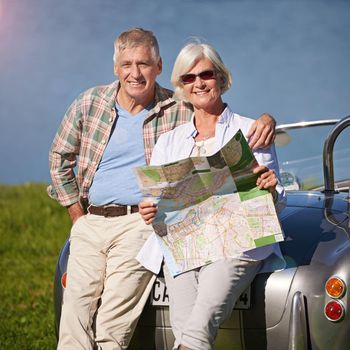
180, 70, 216, 84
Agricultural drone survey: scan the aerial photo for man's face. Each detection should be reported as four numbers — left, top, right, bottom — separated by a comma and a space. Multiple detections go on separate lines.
114, 45, 162, 104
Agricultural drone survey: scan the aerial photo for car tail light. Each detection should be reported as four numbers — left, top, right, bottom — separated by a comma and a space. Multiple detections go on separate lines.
324, 300, 345, 322
61, 272, 67, 289
325, 277, 346, 298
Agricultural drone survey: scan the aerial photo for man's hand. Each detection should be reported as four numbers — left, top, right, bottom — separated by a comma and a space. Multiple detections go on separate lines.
246, 113, 276, 150
139, 201, 158, 225
67, 202, 85, 224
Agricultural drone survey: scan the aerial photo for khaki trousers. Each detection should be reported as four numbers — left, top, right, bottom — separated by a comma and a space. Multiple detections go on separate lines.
164, 258, 262, 350
57, 213, 156, 350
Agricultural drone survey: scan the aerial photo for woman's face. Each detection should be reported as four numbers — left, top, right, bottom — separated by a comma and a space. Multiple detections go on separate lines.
181, 58, 223, 112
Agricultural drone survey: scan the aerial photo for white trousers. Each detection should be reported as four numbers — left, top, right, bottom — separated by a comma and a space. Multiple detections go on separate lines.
164, 258, 262, 350
57, 213, 156, 350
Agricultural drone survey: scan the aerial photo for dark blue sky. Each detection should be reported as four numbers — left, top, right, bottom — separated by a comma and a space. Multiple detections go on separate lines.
0, 0, 349, 183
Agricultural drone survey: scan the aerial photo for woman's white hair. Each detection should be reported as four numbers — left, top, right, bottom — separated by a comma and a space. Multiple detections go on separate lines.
171, 40, 232, 100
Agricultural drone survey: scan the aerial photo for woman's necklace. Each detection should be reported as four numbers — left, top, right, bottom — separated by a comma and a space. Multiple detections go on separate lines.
195, 130, 215, 141
194, 115, 217, 155
194, 135, 215, 156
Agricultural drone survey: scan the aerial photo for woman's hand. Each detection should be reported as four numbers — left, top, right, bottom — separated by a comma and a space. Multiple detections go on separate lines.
253, 165, 278, 199
139, 201, 158, 225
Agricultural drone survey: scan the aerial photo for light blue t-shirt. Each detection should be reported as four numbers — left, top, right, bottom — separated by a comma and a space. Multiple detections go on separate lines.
88, 103, 150, 205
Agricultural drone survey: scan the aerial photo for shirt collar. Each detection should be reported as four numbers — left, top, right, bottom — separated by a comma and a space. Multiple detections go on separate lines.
185, 103, 233, 139
217, 104, 232, 125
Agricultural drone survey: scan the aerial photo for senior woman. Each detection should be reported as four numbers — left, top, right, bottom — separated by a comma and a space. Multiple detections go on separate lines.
138, 42, 286, 350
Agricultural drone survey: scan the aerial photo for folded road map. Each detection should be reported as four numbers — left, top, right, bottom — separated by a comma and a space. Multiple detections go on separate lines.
135, 130, 284, 276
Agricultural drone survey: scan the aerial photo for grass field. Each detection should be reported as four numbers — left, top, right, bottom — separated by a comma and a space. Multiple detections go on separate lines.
0, 183, 71, 349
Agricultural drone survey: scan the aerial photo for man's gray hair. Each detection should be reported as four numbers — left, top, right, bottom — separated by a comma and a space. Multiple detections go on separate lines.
171, 40, 232, 100
113, 28, 160, 64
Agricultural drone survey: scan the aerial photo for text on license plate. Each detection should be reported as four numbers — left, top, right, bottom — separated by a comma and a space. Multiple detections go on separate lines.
151, 277, 251, 309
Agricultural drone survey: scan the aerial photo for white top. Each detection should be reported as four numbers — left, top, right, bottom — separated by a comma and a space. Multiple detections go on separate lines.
192, 137, 216, 156
137, 106, 286, 274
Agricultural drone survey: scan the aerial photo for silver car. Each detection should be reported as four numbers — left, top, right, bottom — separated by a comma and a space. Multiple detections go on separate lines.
54, 115, 350, 349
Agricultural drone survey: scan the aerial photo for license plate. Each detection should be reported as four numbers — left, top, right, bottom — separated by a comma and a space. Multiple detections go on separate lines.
151, 277, 251, 309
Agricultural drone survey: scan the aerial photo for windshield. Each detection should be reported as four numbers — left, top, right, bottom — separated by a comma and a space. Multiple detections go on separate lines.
275, 122, 350, 191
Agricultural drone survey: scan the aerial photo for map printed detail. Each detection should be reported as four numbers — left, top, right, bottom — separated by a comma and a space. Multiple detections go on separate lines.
135, 130, 284, 276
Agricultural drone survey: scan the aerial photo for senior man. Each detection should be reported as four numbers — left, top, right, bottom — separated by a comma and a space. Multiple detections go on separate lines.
48, 28, 276, 350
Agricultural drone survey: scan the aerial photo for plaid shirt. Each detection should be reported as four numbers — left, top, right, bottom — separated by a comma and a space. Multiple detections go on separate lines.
48, 80, 193, 208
